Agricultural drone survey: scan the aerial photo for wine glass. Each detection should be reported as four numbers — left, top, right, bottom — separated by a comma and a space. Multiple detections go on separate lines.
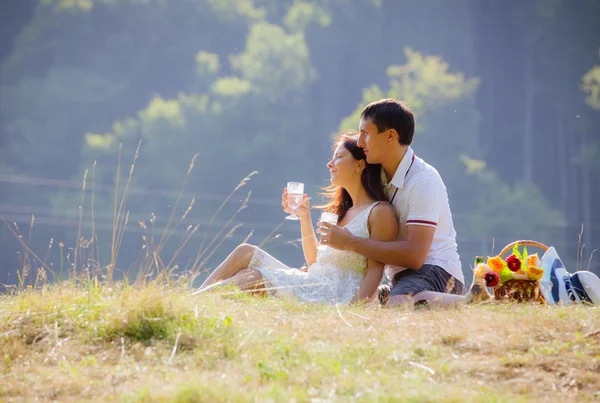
285, 182, 304, 220
317, 211, 338, 251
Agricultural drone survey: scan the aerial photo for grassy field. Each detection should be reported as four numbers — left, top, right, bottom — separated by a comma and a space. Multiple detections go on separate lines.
1, 159, 598, 402
1, 281, 599, 402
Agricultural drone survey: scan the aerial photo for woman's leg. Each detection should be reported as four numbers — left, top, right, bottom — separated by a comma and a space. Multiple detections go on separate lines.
197, 243, 257, 291
216, 268, 267, 295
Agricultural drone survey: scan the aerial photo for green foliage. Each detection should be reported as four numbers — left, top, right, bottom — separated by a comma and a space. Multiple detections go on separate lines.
579, 54, 600, 172
499, 268, 513, 283
195, 51, 221, 76
1, 0, 597, 282
463, 161, 563, 242
512, 243, 522, 260
582, 65, 600, 110
208, 0, 265, 22
120, 302, 173, 342
339, 48, 481, 182
283, 1, 331, 32
230, 22, 315, 100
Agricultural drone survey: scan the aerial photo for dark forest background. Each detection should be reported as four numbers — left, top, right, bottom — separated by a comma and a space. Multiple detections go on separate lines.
1, 0, 599, 286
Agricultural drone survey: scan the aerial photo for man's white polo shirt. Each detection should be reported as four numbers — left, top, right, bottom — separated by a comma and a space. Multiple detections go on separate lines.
383, 146, 464, 285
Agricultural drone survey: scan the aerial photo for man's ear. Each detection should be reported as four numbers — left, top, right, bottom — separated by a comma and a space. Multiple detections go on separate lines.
387, 129, 399, 143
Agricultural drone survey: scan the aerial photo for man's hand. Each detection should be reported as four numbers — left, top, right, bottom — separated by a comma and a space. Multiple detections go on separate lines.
316, 221, 355, 250
298, 266, 309, 272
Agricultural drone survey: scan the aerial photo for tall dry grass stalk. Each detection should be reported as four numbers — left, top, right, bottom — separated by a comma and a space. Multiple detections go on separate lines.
109, 141, 141, 282
90, 160, 97, 268
189, 172, 258, 276
197, 172, 258, 254
109, 143, 123, 281
155, 153, 199, 253
1, 216, 55, 290
73, 168, 87, 278
577, 224, 584, 272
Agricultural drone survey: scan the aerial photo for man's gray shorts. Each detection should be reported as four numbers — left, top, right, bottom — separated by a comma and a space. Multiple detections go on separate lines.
378, 264, 464, 305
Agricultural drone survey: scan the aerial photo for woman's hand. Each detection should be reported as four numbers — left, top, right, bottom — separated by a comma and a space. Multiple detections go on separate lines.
281, 188, 311, 220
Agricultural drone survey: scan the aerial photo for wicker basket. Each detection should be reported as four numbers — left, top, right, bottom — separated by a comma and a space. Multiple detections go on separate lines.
492, 240, 547, 303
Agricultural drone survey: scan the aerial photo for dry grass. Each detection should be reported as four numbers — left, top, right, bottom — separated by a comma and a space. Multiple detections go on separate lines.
1, 283, 599, 402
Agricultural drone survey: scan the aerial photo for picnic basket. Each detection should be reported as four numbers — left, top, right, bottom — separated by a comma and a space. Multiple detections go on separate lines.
491, 240, 546, 303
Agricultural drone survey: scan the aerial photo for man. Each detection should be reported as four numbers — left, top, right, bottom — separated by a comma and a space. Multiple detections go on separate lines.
318, 98, 465, 307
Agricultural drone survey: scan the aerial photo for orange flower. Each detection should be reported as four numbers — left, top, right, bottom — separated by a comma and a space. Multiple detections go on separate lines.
526, 266, 544, 280
526, 254, 540, 268
487, 256, 505, 273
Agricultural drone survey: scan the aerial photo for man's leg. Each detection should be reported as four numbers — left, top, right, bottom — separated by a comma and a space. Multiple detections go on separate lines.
409, 291, 465, 307
386, 265, 465, 308
387, 293, 417, 308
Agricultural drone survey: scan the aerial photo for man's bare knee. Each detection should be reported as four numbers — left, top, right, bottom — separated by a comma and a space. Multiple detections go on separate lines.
413, 291, 465, 307
413, 291, 429, 301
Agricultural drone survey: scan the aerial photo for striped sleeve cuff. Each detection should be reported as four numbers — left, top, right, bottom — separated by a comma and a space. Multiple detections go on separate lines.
406, 219, 437, 228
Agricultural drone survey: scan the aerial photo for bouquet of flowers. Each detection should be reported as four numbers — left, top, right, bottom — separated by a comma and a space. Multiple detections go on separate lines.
475, 243, 545, 287
474, 242, 546, 302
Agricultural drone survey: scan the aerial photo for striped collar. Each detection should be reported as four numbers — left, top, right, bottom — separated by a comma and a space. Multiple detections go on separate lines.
382, 147, 415, 191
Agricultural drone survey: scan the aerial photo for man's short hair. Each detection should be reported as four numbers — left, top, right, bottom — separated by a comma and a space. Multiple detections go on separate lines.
361, 98, 415, 145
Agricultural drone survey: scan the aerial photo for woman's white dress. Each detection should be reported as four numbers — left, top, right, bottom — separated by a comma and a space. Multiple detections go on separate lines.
248, 202, 379, 304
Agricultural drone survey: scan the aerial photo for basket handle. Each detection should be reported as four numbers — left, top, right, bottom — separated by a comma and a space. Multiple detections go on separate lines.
499, 240, 549, 258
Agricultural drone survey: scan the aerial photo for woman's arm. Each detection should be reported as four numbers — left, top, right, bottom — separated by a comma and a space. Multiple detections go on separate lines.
282, 189, 318, 266
355, 202, 399, 303
300, 212, 319, 266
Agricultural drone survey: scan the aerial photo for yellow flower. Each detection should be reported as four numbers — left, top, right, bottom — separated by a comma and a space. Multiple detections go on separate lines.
487, 256, 505, 273
526, 266, 544, 280
526, 254, 540, 268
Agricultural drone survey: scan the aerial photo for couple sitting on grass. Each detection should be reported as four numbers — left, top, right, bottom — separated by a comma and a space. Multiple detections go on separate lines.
197, 98, 465, 307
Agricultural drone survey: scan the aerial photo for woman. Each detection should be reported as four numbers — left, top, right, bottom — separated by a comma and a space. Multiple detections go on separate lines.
196, 134, 398, 304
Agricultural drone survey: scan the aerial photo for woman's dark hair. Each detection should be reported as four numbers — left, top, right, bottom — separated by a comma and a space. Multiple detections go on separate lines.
318, 132, 387, 220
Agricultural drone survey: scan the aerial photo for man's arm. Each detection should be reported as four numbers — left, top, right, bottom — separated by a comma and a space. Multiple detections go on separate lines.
347, 225, 435, 270
318, 177, 441, 270
351, 175, 442, 269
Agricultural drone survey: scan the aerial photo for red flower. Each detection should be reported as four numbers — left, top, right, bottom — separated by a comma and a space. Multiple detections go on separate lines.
506, 254, 522, 272
485, 272, 500, 287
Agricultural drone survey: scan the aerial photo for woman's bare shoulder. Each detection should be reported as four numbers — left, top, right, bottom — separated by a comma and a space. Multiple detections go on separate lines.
368, 202, 398, 240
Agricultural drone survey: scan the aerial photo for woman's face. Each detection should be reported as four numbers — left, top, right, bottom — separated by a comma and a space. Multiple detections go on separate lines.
327, 143, 364, 187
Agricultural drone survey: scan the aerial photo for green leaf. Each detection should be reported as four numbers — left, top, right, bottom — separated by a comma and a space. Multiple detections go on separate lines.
500, 268, 514, 284
522, 246, 529, 266
512, 242, 522, 260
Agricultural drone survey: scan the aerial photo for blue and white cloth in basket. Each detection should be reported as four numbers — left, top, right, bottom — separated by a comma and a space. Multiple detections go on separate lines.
539, 246, 600, 305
